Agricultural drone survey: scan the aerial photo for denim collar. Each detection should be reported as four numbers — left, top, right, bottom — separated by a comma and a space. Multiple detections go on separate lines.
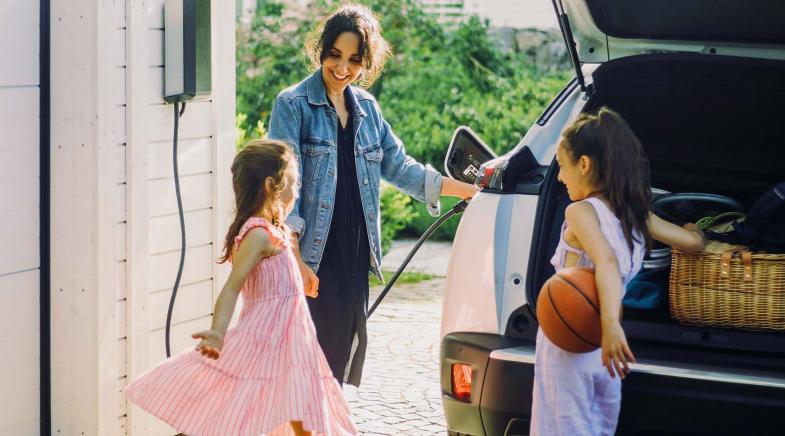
306, 68, 367, 119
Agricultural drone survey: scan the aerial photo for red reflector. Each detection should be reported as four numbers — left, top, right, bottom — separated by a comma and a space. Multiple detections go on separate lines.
451, 363, 473, 402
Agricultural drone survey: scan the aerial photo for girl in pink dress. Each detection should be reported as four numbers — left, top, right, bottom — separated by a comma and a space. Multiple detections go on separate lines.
127, 139, 357, 436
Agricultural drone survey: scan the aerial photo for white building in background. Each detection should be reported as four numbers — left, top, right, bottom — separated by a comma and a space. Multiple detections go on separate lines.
418, 0, 466, 24
1, 0, 236, 434
422, 0, 559, 29
237, 0, 312, 22
238, 0, 558, 29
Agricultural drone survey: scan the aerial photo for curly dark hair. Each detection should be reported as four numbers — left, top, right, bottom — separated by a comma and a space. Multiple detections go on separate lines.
304, 4, 392, 88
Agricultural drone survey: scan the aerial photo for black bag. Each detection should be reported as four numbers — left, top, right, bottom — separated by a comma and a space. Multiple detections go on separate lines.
709, 182, 785, 252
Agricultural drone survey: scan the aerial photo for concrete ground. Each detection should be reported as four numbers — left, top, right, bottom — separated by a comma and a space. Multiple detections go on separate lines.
344, 240, 452, 435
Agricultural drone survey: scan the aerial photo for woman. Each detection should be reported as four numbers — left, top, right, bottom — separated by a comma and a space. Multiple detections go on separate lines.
267, 4, 477, 387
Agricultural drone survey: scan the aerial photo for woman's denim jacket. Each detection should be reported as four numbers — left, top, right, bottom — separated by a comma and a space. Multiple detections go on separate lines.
268, 69, 442, 278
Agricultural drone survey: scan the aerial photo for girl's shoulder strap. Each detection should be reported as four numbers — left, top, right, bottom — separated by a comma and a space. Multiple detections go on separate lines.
581, 197, 618, 223
235, 217, 289, 249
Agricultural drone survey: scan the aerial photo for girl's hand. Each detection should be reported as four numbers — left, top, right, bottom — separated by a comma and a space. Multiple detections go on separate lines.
683, 222, 705, 250
600, 321, 636, 379
192, 329, 224, 359
648, 213, 704, 253
298, 260, 319, 298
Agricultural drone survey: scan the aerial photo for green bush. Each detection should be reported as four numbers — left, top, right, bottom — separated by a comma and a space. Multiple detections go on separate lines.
379, 182, 416, 254
400, 196, 462, 241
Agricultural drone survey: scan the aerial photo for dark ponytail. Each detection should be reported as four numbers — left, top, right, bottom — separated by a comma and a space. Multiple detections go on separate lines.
561, 107, 652, 252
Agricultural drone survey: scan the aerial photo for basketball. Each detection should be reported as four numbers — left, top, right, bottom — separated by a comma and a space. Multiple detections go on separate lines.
536, 267, 601, 353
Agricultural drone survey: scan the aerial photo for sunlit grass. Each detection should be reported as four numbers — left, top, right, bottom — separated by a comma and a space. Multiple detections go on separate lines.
369, 270, 437, 286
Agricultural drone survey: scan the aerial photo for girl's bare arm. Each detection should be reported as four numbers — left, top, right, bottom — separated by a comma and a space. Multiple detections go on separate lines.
565, 202, 635, 378
648, 213, 704, 253
211, 228, 276, 334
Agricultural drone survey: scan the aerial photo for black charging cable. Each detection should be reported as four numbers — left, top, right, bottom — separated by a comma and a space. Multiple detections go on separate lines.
165, 101, 187, 358
368, 198, 470, 318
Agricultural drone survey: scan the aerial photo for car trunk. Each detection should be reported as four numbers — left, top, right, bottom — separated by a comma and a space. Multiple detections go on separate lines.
528, 53, 785, 359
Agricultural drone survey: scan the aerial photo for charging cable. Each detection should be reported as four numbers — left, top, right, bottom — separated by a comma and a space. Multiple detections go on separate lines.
165, 101, 187, 358
368, 198, 470, 318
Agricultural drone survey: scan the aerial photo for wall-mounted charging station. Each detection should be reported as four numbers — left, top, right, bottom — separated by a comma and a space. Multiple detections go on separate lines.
163, 0, 212, 358
165, 0, 212, 103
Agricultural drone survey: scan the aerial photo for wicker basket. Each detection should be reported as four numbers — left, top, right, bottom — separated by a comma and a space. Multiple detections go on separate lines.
669, 242, 785, 331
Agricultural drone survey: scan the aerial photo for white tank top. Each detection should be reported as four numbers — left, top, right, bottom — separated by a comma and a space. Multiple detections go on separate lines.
549, 197, 646, 293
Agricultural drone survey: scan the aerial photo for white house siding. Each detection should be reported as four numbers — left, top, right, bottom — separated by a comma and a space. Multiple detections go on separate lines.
51, 0, 235, 435
0, 0, 40, 435
127, 0, 235, 433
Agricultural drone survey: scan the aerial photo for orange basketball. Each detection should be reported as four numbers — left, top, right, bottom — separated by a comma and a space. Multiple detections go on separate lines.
536, 267, 601, 353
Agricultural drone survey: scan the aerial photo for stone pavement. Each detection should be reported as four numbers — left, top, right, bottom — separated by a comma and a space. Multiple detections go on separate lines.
343, 240, 452, 435
379, 239, 453, 277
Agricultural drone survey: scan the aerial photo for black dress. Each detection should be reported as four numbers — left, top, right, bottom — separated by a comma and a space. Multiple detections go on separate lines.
307, 96, 370, 387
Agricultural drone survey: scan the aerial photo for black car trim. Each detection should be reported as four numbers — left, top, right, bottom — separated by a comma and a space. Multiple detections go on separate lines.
584, 0, 785, 45
40, 0, 52, 432
536, 78, 578, 126
441, 333, 534, 435
490, 347, 785, 389
552, 0, 587, 91
524, 158, 560, 310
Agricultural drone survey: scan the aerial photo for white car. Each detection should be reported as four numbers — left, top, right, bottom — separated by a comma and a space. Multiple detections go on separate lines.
439, 0, 785, 434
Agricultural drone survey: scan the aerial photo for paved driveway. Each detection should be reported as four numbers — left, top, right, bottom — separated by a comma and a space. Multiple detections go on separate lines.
345, 277, 448, 435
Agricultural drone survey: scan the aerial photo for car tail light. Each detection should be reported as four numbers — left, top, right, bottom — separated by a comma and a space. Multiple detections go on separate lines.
476, 157, 508, 190
451, 363, 473, 402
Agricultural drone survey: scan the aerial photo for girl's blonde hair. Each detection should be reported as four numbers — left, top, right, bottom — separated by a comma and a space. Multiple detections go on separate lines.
304, 4, 392, 88
218, 139, 298, 263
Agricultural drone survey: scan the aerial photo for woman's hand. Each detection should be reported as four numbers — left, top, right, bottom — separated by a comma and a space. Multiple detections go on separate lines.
600, 320, 636, 380
298, 260, 319, 298
441, 177, 479, 199
192, 329, 225, 359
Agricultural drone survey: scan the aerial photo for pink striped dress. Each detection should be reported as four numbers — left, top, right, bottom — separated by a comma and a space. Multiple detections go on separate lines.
126, 217, 358, 436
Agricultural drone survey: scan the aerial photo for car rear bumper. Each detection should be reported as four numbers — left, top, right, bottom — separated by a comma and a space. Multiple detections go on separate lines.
441, 332, 785, 436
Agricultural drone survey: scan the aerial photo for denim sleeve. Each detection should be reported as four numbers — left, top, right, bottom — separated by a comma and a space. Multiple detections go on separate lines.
267, 96, 306, 235
378, 113, 443, 217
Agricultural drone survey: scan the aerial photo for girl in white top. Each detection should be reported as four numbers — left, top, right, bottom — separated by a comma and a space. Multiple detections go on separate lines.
530, 107, 704, 435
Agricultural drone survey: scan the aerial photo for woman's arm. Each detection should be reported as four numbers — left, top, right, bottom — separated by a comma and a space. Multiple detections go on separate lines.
441, 176, 479, 199
648, 213, 704, 253
268, 96, 306, 235
376, 111, 476, 214
192, 228, 275, 358
565, 202, 635, 379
